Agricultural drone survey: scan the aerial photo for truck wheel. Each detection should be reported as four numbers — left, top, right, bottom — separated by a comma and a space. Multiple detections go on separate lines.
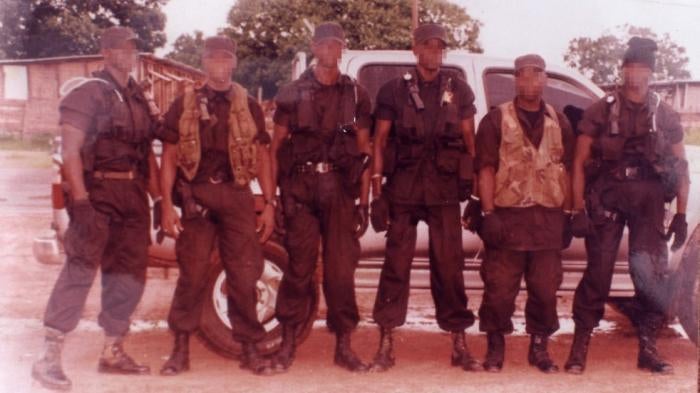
198, 240, 319, 358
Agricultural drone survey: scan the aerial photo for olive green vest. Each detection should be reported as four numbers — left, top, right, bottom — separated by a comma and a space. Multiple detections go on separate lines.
177, 82, 258, 186
494, 102, 567, 208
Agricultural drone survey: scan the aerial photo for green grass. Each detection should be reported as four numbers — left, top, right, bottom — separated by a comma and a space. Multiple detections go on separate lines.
0, 133, 53, 151
685, 128, 700, 146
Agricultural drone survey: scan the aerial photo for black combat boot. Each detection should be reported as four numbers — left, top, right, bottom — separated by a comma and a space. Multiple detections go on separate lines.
334, 331, 369, 372
564, 327, 592, 374
528, 334, 559, 373
271, 324, 296, 373
369, 327, 395, 372
240, 342, 273, 376
450, 331, 482, 372
98, 336, 150, 375
483, 332, 505, 372
637, 316, 673, 374
160, 332, 190, 376
31, 328, 72, 391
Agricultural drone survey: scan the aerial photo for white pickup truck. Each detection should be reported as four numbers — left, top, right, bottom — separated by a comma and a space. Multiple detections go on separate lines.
33, 50, 700, 359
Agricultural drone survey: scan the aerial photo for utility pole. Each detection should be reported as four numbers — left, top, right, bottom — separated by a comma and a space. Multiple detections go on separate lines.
412, 0, 419, 31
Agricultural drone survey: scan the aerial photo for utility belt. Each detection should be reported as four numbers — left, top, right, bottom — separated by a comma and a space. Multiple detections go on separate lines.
293, 161, 338, 174
600, 162, 660, 182
93, 170, 138, 181
191, 169, 233, 185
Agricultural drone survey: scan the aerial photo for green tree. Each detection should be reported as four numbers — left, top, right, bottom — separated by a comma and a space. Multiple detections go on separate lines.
564, 25, 691, 85
0, 0, 168, 59
209, 0, 482, 98
165, 30, 205, 69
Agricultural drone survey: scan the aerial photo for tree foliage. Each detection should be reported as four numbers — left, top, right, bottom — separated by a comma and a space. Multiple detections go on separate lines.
167, 0, 482, 98
564, 25, 691, 85
0, 0, 168, 59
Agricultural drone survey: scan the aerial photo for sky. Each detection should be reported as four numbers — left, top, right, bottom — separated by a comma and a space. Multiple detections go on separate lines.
158, 0, 699, 77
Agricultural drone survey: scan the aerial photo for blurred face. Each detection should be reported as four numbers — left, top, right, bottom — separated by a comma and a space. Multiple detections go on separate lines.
202, 50, 236, 85
621, 63, 652, 90
515, 67, 546, 102
311, 39, 343, 68
102, 40, 138, 73
413, 38, 446, 71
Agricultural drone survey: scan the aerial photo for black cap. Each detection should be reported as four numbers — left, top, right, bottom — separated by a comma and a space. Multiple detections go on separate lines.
413, 23, 447, 45
623, 36, 658, 70
312, 22, 345, 44
515, 54, 546, 71
100, 26, 139, 50
203, 36, 236, 57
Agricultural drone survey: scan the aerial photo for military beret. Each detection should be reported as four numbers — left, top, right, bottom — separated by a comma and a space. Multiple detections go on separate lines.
413, 23, 447, 45
514, 54, 546, 71
623, 36, 658, 70
312, 22, 345, 44
100, 26, 139, 50
203, 36, 236, 57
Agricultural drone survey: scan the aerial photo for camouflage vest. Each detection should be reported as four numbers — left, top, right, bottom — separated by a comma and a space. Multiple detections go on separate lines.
177, 82, 258, 186
494, 102, 567, 208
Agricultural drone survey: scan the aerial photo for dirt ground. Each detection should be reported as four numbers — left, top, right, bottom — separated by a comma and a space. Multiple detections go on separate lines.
0, 153, 697, 393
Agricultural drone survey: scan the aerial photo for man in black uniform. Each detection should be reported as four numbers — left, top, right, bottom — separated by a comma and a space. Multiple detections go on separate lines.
565, 37, 689, 375
158, 36, 276, 376
475, 54, 575, 373
369, 23, 481, 372
270, 22, 372, 373
32, 26, 161, 390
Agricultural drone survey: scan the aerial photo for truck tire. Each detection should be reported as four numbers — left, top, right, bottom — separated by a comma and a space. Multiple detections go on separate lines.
198, 240, 319, 358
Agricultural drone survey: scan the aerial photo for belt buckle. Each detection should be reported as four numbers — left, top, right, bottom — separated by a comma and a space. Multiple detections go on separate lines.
315, 162, 330, 174
625, 166, 639, 179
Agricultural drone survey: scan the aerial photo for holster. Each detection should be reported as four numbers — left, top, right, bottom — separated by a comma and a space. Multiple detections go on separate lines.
175, 179, 206, 220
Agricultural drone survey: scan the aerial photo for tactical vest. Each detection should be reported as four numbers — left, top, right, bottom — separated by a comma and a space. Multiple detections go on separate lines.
60, 73, 152, 176
494, 102, 566, 208
597, 91, 664, 166
177, 82, 258, 186
284, 70, 358, 165
392, 70, 462, 166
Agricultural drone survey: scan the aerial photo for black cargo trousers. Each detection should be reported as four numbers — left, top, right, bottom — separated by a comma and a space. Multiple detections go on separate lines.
44, 178, 150, 336
478, 208, 565, 336
573, 177, 673, 330
372, 202, 476, 332
275, 170, 361, 334
167, 181, 266, 344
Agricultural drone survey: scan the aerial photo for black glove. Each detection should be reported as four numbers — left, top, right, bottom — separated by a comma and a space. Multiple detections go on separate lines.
354, 204, 369, 238
370, 195, 390, 233
562, 213, 573, 249
570, 210, 591, 238
478, 212, 503, 247
666, 213, 687, 252
462, 197, 482, 233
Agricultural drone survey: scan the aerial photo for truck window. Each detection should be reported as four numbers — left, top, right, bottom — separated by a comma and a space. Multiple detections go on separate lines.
358, 64, 467, 110
483, 69, 596, 124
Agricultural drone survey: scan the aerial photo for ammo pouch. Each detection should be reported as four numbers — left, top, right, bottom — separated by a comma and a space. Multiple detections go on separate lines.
435, 147, 461, 174
600, 135, 626, 161
396, 142, 424, 167
289, 131, 324, 165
